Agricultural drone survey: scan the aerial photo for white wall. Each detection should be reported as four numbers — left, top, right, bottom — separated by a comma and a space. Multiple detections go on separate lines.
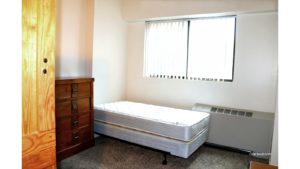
122, 0, 278, 21
270, 100, 278, 165
126, 12, 278, 112
93, 0, 128, 105
56, 0, 94, 77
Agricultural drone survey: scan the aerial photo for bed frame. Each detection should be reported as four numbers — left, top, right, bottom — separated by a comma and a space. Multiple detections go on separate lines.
93, 102, 210, 164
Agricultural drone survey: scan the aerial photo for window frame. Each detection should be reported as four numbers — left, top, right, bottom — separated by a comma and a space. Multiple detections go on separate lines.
144, 15, 237, 82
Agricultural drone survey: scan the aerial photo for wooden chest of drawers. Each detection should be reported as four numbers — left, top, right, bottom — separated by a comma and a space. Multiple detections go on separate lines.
55, 77, 95, 161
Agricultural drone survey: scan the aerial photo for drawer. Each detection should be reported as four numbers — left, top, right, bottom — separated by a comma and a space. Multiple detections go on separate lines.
56, 98, 90, 118
56, 113, 90, 132
56, 126, 91, 151
56, 84, 71, 99
71, 98, 90, 113
71, 82, 90, 98
56, 101, 71, 117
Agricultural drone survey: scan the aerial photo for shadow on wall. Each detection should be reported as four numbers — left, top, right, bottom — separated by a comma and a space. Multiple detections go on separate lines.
55, 0, 94, 77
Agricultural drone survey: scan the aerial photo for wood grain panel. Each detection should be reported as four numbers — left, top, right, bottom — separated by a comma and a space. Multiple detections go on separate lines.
90, 79, 94, 137
44, 165, 56, 169
250, 161, 278, 169
22, 129, 56, 156
56, 84, 71, 100
77, 98, 91, 113
23, 146, 56, 169
22, 130, 56, 169
74, 82, 91, 98
22, 132, 56, 169
22, 0, 56, 135
56, 100, 72, 118
22, 0, 56, 168
36, 0, 56, 131
22, 0, 38, 136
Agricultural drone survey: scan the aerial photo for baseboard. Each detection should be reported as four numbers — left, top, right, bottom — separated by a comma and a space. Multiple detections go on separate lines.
203, 142, 251, 155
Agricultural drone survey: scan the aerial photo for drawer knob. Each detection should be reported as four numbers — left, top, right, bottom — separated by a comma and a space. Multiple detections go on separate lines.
72, 135, 80, 144
72, 120, 79, 128
72, 103, 78, 110
71, 84, 78, 92
72, 102, 78, 114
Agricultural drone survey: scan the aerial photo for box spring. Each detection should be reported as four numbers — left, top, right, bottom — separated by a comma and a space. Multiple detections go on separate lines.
94, 121, 208, 158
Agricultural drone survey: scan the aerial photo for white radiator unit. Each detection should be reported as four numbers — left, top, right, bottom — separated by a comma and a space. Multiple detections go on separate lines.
192, 103, 274, 158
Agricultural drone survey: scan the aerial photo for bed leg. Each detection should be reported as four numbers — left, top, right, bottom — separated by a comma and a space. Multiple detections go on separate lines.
162, 153, 167, 165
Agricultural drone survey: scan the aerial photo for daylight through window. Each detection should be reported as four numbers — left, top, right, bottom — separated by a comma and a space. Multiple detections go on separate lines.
144, 16, 236, 81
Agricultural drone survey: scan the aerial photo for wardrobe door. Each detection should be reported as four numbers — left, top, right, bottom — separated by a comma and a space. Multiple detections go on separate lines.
22, 0, 56, 168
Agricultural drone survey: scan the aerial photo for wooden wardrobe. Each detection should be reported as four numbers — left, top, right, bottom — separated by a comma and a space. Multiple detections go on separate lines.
22, 0, 56, 168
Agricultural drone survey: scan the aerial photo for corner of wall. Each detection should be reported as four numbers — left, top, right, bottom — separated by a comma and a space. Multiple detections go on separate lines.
270, 96, 278, 165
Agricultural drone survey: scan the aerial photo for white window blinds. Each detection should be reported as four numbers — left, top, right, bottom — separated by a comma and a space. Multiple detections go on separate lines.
188, 17, 235, 80
144, 16, 236, 81
144, 21, 188, 79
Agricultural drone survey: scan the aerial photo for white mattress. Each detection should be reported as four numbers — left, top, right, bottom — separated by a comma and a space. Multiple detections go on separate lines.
94, 101, 210, 141
94, 120, 208, 158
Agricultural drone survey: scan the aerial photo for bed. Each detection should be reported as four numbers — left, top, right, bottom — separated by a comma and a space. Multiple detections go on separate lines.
94, 101, 210, 159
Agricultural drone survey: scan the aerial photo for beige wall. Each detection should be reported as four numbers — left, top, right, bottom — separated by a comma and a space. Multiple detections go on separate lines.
56, 0, 127, 105
55, 0, 278, 113
56, 0, 94, 77
125, 12, 278, 112
122, 0, 278, 21
92, 0, 128, 105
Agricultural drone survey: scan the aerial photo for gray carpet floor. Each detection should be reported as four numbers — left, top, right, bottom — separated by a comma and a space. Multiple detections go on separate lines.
58, 136, 266, 169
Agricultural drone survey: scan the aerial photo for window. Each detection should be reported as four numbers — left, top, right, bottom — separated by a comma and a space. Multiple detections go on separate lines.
144, 16, 236, 81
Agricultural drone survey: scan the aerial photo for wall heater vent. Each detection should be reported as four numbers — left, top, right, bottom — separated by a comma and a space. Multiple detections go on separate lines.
210, 106, 253, 117
192, 103, 274, 157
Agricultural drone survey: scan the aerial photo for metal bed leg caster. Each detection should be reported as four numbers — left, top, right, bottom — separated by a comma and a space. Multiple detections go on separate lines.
162, 153, 167, 165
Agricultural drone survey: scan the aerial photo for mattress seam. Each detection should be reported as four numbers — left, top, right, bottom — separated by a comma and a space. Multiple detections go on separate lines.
94, 119, 207, 142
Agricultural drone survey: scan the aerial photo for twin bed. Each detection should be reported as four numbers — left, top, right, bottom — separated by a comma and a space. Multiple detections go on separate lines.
94, 101, 210, 159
